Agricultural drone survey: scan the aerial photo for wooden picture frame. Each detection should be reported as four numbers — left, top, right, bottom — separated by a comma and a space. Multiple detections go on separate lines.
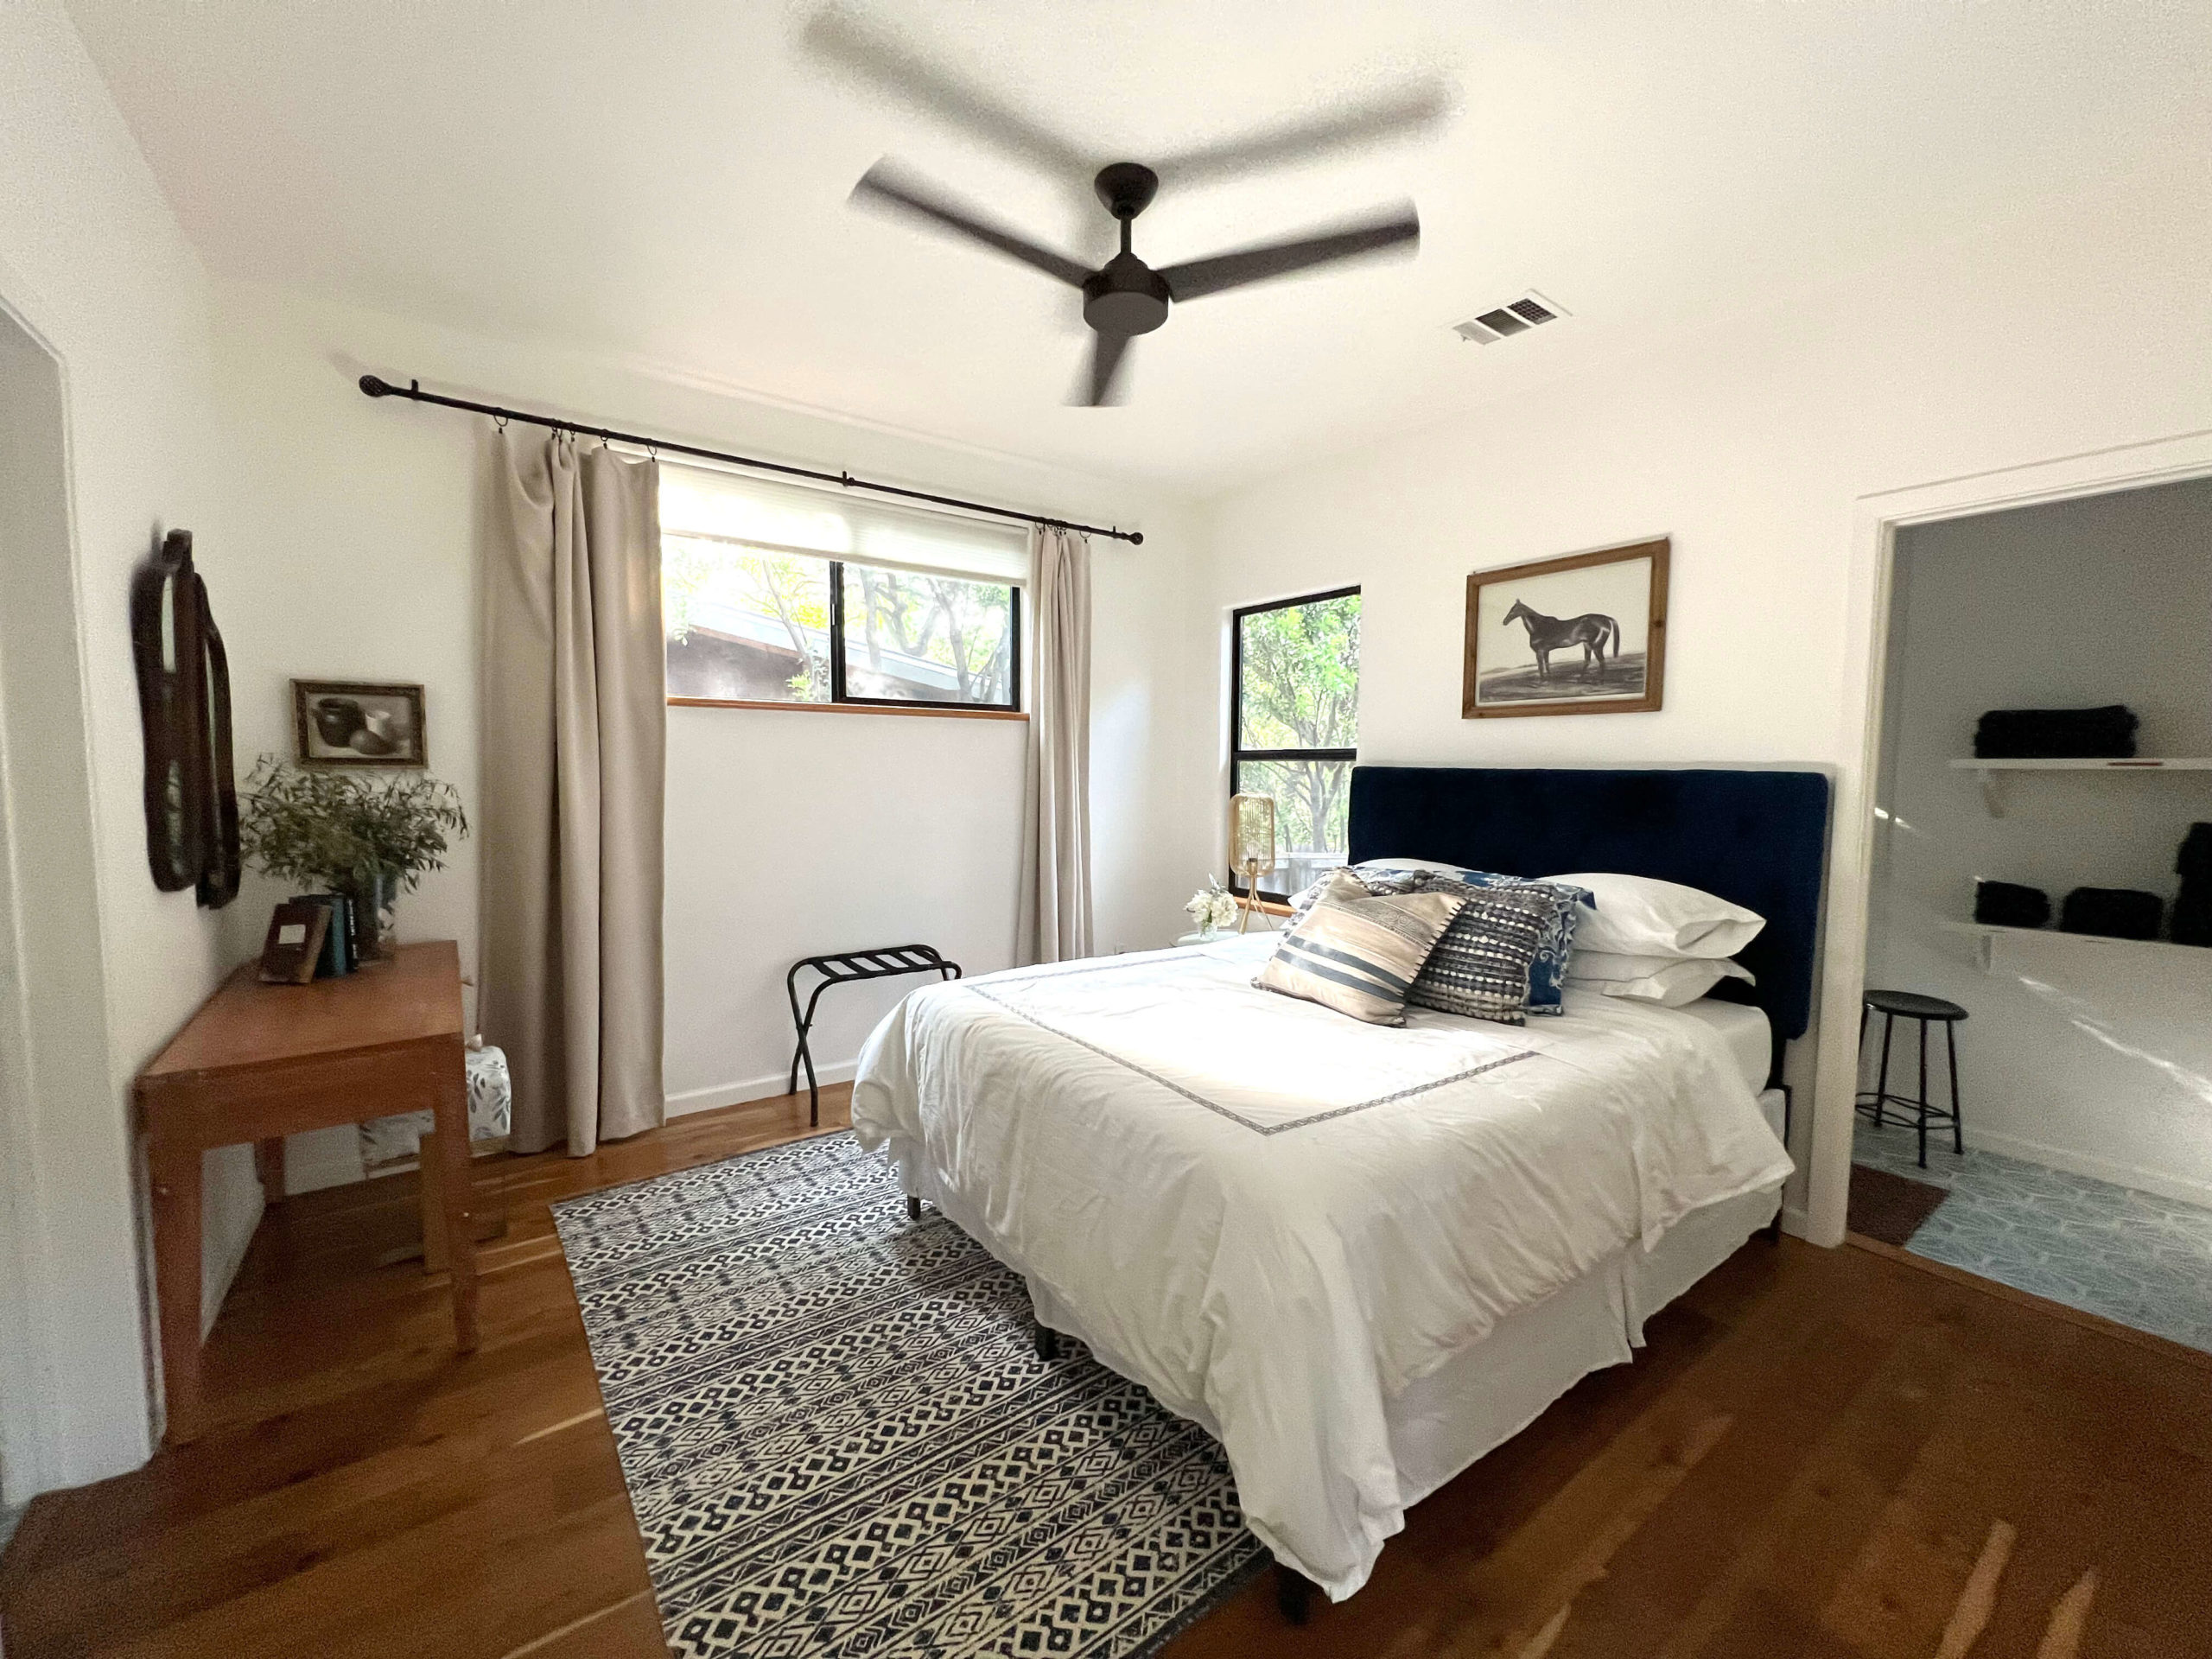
292, 679, 428, 767
1463, 538, 1669, 719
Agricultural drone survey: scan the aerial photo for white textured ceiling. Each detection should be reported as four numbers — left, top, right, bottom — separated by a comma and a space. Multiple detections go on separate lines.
66, 1, 2210, 491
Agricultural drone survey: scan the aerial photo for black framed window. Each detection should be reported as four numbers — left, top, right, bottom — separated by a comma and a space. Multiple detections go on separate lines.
1230, 586, 1359, 901
663, 537, 1021, 712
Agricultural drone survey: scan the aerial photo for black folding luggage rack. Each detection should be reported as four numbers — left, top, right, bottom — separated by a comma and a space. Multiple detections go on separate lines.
786, 945, 962, 1126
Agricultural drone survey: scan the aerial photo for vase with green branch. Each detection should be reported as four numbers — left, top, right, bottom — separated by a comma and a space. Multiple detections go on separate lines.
238, 758, 469, 963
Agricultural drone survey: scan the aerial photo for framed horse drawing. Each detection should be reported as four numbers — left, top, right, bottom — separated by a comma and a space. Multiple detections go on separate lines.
1463, 538, 1669, 718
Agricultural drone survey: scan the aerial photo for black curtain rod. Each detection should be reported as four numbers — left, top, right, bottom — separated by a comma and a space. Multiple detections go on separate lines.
357, 373, 1142, 546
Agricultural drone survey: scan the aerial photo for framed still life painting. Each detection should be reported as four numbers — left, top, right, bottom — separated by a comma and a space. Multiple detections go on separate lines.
293, 679, 428, 766
1463, 537, 1669, 718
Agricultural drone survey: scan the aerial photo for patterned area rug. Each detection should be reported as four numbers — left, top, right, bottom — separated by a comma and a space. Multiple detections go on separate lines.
553, 1132, 1268, 1657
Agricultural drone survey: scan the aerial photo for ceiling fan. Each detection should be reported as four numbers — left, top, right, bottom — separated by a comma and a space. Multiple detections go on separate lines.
852, 158, 1419, 405
803, 10, 1440, 404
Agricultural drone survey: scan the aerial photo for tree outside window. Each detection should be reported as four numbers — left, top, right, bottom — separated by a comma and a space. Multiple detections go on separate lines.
663, 537, 1018, 711
1231, 588, 1358, 899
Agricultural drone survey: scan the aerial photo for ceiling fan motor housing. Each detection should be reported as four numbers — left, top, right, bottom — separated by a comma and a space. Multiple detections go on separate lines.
1084, 163, 1172, 336
1084, 255, 1172, 335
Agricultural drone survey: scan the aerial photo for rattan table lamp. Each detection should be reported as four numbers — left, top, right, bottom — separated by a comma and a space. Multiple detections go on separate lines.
1228, 793, 1276, 933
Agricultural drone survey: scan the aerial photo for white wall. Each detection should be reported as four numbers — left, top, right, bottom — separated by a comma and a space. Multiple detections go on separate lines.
1869, 479, 2212, 1202
663, 709, 1027, 1111
1191, 158, 2212, 1241
0, 0, 238, 1488
207, 283, 1203, 1185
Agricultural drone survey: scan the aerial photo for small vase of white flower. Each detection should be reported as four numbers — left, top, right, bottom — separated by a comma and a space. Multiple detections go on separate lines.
1183, 877, 1244, 940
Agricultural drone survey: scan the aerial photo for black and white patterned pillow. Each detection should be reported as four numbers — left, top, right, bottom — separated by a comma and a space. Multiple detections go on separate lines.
1401, 880, 1558, 1026
1414, 872, 1590, 1016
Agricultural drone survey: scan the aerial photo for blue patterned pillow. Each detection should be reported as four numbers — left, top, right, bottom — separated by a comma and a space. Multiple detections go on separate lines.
1415, 871, 1591, 1014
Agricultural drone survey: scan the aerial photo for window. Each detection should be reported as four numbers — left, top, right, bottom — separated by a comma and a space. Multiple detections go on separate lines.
660, 462, 1025, 711
1230, 587, 1360, 901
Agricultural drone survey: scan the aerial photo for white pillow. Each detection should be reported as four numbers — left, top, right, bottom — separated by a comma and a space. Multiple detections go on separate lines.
1566, 955, 1753, 1007
1568, 948, 1758, 983
1541, 872, 1764, 959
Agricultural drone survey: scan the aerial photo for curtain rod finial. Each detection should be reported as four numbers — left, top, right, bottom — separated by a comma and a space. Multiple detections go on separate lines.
1128, 531, 1143, 545
359, 373, 391, 397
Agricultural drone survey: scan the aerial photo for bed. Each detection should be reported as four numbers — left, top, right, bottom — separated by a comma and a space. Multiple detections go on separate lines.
852, 765, 1831, 1601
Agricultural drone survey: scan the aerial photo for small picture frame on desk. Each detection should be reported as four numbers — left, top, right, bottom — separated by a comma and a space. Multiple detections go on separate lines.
293, 679, 427, 766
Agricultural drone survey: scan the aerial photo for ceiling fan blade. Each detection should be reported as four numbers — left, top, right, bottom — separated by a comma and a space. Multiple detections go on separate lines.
801, 10, 1092, 180
1158, 207, 1419, 302
1151, 82, 1452, 188
1077, 332, 1135, 406
851, 162, 1092, 288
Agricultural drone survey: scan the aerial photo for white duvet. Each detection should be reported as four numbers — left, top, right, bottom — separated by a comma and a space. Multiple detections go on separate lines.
851, 936, 1792, 1599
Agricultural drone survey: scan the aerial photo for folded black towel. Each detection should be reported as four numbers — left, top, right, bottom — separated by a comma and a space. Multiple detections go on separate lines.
2175, 826, 2212, 947
1974, 880, 2050, 929
2059, 887, 2163, 941
2175, 886, 2212, 948
1973, 705, 2138, 760
2177, 823, 2212, 879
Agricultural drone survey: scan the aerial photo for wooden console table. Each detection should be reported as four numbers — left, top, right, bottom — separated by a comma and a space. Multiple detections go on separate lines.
136, 940, 480, 1444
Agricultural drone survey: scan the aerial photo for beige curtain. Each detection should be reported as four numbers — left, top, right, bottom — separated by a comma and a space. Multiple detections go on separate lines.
481, 429, 665, 1155
1018, 524, 1092, 963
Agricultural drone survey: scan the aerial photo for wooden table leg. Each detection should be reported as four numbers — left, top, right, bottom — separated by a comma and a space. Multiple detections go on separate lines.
148, 1141, 205, 1445
427, 1048, 480, 1352
420, 1127, 450, 1274
253, 1137, 285, 1203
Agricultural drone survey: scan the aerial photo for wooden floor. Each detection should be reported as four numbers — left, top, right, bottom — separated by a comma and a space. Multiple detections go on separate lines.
4, 1091, 2209, 1659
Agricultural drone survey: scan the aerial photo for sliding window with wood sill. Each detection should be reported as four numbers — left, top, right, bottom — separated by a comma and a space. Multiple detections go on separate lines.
659, 460, 1026, 714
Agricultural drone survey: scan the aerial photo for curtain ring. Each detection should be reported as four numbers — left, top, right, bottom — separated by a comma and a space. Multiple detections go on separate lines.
493, 413, 508, 431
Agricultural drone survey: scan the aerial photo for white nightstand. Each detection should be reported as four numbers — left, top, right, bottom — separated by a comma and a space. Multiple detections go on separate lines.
1177, 921, 1278, 946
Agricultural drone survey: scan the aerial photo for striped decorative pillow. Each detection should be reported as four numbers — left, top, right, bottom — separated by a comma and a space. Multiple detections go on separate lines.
1399, 879, 1560, 1026
1286, 862, 1450, 918
1254, 870, 1466, 1026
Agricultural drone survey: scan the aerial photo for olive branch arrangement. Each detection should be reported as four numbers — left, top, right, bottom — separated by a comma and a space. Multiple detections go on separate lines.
238, 756, 468, 892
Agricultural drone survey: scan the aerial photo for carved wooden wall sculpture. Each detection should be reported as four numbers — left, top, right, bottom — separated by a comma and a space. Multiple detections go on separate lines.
130, 529, 239, 907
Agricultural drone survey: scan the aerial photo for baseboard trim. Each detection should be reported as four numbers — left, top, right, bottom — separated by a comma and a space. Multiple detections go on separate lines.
667, 1061, 858, 1120
1966, 1126, 2212, 1209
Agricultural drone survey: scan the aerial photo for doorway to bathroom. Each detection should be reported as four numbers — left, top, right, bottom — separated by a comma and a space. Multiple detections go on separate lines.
1852, 475, 2212, 1354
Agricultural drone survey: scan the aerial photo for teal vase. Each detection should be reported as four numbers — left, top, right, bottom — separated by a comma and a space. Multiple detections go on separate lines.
337, 870, 399, 963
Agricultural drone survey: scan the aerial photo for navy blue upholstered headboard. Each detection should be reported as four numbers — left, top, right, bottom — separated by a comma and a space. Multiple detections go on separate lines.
1348, 766, 1831, 1053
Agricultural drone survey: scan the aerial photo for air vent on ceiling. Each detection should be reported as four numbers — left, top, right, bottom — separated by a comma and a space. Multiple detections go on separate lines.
1452, 290, 1568, 345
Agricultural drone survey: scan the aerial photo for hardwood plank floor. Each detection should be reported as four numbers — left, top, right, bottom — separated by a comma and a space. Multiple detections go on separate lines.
4, 1088, 2209, 1657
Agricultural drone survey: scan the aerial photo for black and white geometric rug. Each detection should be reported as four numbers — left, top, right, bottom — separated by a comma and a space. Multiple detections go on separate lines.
552, 1132, 1267, 1657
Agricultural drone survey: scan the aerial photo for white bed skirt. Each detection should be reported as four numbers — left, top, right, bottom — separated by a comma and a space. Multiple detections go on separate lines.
877, 1100, 1783, 1588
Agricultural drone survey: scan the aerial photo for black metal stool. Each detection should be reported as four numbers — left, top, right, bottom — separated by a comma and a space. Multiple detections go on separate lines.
787, 945, 962, 1127
1856, 988, 1967, 1169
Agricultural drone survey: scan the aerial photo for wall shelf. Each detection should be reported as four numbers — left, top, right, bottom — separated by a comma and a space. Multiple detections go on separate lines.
1948, 756, 2212, 816
1940, 918, 2212, 974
